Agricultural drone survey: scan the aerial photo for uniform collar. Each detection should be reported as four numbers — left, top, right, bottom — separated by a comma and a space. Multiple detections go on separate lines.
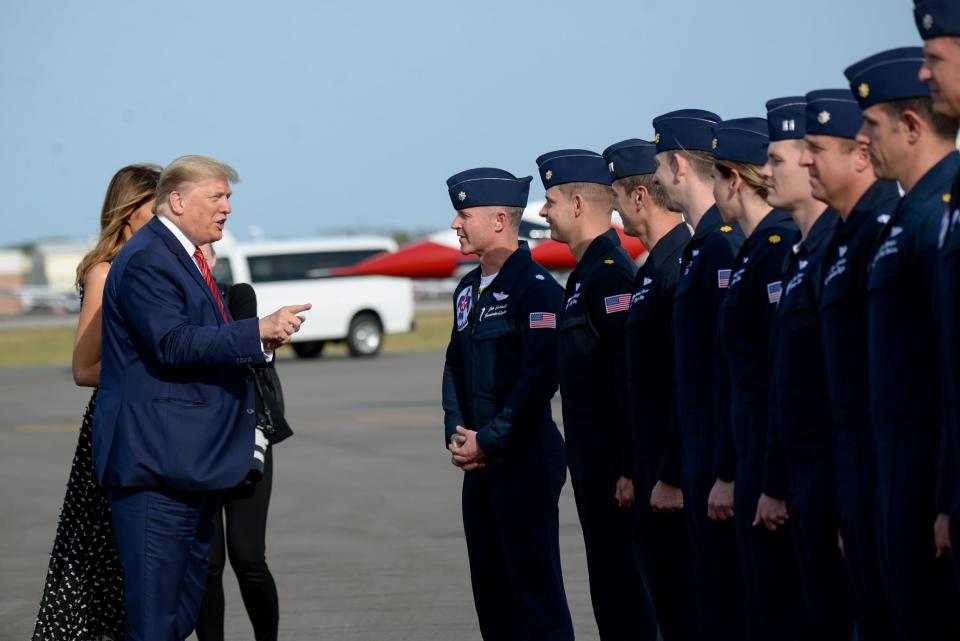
475, 241, 532, 293
646, 221, 692, 273
797, 208, 839, 256
898, 149, 960, 214
744, 208, 792, 248
842, 179, 901, 238
576, 227, 621, 274
691, 204, 723, 242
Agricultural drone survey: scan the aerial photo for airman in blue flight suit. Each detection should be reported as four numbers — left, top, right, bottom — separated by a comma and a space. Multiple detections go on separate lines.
758, 96, 851, 640
711, 118, 807, 641
441, 167, 574, 641
915, 0, 960, 591
801, 88, 900, 641
847, 47, 960, 641
651, 109, 747, 641
536, 149, 656, 641
603, 138, 695, 641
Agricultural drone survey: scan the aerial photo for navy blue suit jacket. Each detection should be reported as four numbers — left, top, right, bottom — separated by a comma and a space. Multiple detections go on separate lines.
93, 217, 266, 491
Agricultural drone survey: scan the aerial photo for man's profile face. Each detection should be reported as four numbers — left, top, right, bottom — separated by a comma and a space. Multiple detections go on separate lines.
857, 105, 903, 182
920, 37, 960, 118
450, 206, 497, 256
801, 135, 854, 206
764, 140, 811, 210
538, 186, 575, 243
612, 181, 641, 237
174, 177, 232, 245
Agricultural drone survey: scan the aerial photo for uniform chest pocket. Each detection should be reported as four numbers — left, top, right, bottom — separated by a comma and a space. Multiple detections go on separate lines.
473, 317, 518, 342
866, 251, 908, 293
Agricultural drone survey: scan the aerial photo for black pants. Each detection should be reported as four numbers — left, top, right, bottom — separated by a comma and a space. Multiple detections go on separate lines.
196, 447, 278, 641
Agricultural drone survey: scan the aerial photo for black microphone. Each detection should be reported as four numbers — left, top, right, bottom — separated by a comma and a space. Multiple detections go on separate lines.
227, 283, 258, 321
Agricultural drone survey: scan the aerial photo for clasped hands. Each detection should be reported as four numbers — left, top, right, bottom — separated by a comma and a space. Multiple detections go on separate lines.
449, 426, 487, 471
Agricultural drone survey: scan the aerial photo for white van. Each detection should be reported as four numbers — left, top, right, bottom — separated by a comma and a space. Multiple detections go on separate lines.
211, 236, 415, 358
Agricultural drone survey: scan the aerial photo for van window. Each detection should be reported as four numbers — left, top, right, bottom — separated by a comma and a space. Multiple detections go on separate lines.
212, 257, 234, 286
247, 249, 384, 283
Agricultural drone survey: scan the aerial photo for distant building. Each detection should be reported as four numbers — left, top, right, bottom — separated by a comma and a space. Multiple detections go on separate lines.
0, 250, 27, 314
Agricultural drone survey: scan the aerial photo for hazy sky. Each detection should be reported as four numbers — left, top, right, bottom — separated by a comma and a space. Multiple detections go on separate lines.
0, 0, 918, 246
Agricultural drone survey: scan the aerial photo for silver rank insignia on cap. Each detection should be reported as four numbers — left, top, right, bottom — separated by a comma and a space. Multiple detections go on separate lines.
782, 119, 795, 132
858, 83, 870, 99
545, 170, 553, 181
711, 137, 718, 150
608, 162, 615, 174
818, 110, 831, 124
923, 13, 934, 31
457, 191, 467, 202
654, 132, 661, 144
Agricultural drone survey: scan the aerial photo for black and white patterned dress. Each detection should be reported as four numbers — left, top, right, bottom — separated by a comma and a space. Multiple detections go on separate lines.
33, 289, 124, 640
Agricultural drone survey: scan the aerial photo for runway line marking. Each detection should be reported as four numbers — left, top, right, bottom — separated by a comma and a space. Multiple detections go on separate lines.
15, 424, 79, 434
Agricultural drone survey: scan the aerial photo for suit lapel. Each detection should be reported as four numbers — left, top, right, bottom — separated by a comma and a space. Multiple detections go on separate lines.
146, 218, 227, 324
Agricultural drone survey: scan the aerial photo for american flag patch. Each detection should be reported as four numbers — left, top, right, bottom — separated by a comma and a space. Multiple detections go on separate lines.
604, 293, 632, 314
529, 312, 556, 328
767, 281, 782, 304
717, 269, 731, 289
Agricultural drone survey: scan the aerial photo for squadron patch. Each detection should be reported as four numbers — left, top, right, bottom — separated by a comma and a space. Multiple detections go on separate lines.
456, 286, 472, 331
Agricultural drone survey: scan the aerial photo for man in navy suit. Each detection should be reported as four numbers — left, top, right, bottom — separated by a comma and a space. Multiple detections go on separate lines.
93, 155, 310, 641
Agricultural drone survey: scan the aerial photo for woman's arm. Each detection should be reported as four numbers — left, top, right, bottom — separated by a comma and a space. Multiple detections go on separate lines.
72, 262, 109, 387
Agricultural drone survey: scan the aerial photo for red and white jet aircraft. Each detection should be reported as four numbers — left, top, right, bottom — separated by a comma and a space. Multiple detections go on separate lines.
332, 200, 647, 279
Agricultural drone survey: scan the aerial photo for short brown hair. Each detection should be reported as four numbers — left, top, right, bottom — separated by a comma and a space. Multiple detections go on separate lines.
715, 160, 769, 200
667, 149, 715, 181
615, 174, 679, 212
154, 155, 239, 215
503, 206, 524, 229
882, 97, 959, 141
559, 182, 616, 212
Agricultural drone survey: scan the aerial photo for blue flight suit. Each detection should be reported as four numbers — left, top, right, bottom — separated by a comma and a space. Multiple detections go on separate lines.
718, 208, 808, 641
867, 151, 960, 641
442, 242, 574, 641
818, 179, 900, 641
767, 209, 852, 640
623, 222, 695, 641
672, 205, 747, 641
940, 171, 960, 590
559, 228, 656, 641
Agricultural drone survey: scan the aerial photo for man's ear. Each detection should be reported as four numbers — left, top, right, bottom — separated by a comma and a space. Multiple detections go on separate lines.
168, 191, 185, 216
634, 184, 649, 210
493, 209, 507, 232
572, 192, 585, 218
853, 141, 873, 173
901, 109, 925, 144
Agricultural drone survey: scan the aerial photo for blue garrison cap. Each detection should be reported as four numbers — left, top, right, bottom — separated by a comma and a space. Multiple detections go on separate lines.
536, 149, 611, 189
805, 89, 863, 139
446, 168, 532, 210
712, 118, 770, 166
844, 47, 930, 110
915, 1, 960, 39
652, 109, 722, 153
766, 97, 806, 141
602, 139, 657, 180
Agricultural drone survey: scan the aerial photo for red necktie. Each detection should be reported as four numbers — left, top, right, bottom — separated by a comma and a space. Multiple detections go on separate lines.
193, 247, 229, 323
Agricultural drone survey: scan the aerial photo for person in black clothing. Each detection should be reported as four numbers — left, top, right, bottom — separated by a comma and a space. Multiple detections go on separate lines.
195, 254, 294, 641
915, 0, 960, 590
651, 108, 747, 641
603, 138, 695, 641
801, 88, 900, 641
537, 149, 656, 641
758, 96, 851, 640
712, 118, 807, 641
442, 167, 574, 641
847, 46, 960, 641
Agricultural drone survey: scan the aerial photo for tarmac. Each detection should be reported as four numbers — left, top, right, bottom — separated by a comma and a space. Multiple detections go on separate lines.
0, 350, 602, 641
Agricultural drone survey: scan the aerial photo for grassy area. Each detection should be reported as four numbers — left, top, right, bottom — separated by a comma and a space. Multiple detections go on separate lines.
0, 310, 454, 368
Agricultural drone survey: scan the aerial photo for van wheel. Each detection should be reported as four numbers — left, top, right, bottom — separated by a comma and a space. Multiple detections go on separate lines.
347, 313, 383, 357
292, 341, 325, 359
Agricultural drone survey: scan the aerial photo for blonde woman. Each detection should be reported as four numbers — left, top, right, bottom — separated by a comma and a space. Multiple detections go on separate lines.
33, 163, 161, 641
708, 119, 808, 640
